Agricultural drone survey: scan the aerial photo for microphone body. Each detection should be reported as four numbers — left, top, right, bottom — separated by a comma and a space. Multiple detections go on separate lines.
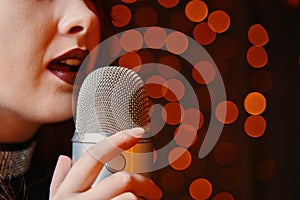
72, 66, 152, 184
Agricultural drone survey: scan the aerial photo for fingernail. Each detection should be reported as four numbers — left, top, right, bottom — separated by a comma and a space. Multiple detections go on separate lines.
123, 127, 145, 138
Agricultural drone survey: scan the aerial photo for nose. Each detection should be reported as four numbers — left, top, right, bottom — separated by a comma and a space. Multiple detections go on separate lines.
58, 0, 99, 37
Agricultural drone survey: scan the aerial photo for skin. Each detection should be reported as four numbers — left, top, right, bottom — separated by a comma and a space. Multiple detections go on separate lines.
0, 1, 162, 199
0, 0, 99, 142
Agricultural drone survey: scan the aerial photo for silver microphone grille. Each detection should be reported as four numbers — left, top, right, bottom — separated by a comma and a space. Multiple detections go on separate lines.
75, 66, 150, 135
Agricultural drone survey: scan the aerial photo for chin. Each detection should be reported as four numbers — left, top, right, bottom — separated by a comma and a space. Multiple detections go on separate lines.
33, 107, 73, 124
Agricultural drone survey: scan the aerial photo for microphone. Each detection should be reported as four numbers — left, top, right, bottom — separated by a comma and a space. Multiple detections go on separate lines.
72, 66, 152, 184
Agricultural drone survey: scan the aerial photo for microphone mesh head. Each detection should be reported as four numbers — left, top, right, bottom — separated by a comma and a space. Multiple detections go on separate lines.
75, 66, 150, 135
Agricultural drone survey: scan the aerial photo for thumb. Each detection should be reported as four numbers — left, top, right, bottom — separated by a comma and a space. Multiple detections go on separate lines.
49, 155, 72, 198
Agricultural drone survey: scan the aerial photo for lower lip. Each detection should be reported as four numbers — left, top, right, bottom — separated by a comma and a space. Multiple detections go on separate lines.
48, 64, 78, 85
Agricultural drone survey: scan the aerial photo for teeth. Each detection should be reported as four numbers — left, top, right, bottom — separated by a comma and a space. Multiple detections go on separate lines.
59, 59, 82, 66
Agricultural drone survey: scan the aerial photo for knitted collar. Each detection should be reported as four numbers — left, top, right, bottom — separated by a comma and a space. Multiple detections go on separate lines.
0, 139, 35, 179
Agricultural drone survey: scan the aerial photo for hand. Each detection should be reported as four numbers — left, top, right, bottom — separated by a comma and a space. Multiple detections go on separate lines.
49, 128, 162, 200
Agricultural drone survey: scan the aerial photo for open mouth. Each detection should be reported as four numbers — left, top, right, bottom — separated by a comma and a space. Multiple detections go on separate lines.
48, 49, 88, 85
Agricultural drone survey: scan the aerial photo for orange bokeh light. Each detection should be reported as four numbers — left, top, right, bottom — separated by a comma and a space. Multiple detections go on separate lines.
118, 52, 142, 70
144, 27, 167, 49
193, 22, 217, 45
215, 101, 239, 124
192, 61, 216, 84
145, 75, 167, 99
248, 24, 269, 46
208, 10, 231, 33
169, 147, 192, 170
163, 79, 185, 101
158, 0, 180, 8
189, 178, 213, 200
174, 124, 198, 147
244, 92, 266, 115
247, 46, 268, 68
120, 29, 143, 52
214, 142, 237, 165
121, 0, 137, 3
111, 4, 132, 27
182, 108, 204, 130
185, 0, 208, 22
108, 36, 121, 58
213, 192, 234, 200
166, 31, 189, 55
244, 115, 266, 138
162, 102, 184, 125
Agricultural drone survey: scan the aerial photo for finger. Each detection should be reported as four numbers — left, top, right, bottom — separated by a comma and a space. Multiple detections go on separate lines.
89, 172, 162, 200
49, 155, 72, 198
60, 127, 144, 192
111, 192, 139, 200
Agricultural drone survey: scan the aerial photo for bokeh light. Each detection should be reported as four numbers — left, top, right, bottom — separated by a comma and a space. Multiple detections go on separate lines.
120, 29, 143, 52
214, 142, 237, 165
118, 52, 142, 70
158, 0, 180, 8
97, 1, 281, 199
215, 101, 239, 124
193, 22, 217, 45
213, 192, 234, 200
149, 104, 166, 135
208, 10, 231, 33
134, 6, 159, 27
121, 0, 137, 3
166, 31, 189, 55
189, 178, 213, 200
163, 79, 185, 101
192, 61, 216, 84
244, 115, 266, 138
174, 124, 198, 147
185, 0, 208, 22
286, 0, 300, 8
145, 75, 167, 99
182, 108, 204, 130
247, 46, 268, 68
244, 92, 266, 115
111, 4, 132, 27
248, 24, 269, 46
162, 102, 184, 125
256, 159, 276, 181
107, 36, 122, 58
251, 70, 273, 92
144, 27, 167, 49
169, 147, 192, 170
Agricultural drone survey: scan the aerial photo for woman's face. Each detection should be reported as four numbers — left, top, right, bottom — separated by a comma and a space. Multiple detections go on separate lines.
0, 1, 100, 125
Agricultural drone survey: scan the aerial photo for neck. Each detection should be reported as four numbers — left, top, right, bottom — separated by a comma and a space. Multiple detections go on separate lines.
0, 108, 40, 143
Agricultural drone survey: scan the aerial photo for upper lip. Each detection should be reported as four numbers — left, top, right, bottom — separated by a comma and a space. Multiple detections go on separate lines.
50, 48, 89, 68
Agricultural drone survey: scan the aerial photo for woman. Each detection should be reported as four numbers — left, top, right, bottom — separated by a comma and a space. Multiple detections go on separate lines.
0, 0, 162, 199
